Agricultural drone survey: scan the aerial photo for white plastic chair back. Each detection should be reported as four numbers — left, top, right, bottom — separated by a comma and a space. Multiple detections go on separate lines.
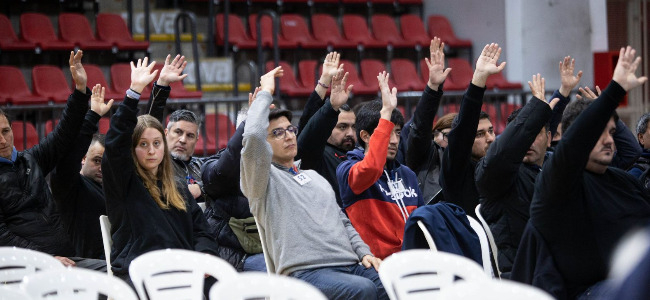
416, 220, 437, 251
198, 202, 206, 212
128, 248, 237, 300
475, 204, 502, 277
379, 249, 487, 300
99, 215, 113, 276
467, 216, 495, 277
437, 279, 554, 300
209, 272, 327, 300
0, 247, 64, 285
254, 215, 274, 274
21, 268, 138, 300
0, 286, 31, 300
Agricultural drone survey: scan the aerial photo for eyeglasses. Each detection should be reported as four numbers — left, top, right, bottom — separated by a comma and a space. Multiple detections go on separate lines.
269, 125, 299, 140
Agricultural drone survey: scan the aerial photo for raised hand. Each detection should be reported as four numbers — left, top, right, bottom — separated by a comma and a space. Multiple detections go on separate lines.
576, 86, 601, 100
69, 50, 87, 93
157, 54, 188, 87
559, 56, 583, 97
378, 71, 397, 119
129, 57, 158, 94
248, 86, 262, 107
612, 46, 648, 91
528, 73, 546, 101
320, 51, 341, 85
426, 37, 452, 91
330, 68, 353, 111
260, 66, 284, 94
90, 84, 114, 116
472, 43, 506, 87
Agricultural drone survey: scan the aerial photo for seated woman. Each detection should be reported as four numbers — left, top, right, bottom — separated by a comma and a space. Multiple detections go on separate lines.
102, 57, 218, 286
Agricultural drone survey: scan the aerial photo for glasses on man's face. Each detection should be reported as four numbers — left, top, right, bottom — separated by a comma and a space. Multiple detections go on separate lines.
270, 125, 299, 140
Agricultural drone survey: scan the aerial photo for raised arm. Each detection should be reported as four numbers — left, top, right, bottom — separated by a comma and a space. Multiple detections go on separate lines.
240, 67, 283, 202
28, 50, 90, 175
476, 74, 557, 200
147, 54, 188, 121
298, 68, 353, 169
103, 57, 158, 200
406, 37, 450, 169
298, 52, 342, 132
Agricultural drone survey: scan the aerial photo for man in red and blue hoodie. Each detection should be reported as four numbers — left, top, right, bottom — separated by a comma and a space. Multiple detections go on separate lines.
337, 72, 423, 259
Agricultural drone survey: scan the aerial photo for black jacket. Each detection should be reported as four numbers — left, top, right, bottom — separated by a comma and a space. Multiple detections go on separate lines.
0, 89, 89, 256
103, 96, 218, 275
474, 97, 553, 275
50, 110, 106, 259
439, 83, 486, 218
406, 85, 444, 204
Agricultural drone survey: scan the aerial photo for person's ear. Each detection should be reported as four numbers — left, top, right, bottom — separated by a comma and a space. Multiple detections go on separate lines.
639, 133, 645, 145
360, 130, 371, 145
81, 156, 87, 166
546, 131, 552, 147
164, 128, 169, 136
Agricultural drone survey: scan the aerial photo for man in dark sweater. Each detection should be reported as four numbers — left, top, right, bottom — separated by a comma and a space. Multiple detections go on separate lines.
437, 43, 505, 218
630, 112, 650, 179
527, 46, 650, 298
474, 58, 581, 277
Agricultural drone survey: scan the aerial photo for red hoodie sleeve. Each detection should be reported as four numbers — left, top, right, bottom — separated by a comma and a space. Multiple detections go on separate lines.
348, 119, 394, 194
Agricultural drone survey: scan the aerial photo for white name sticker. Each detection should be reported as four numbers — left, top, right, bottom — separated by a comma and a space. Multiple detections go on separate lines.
293, 173, 312, 185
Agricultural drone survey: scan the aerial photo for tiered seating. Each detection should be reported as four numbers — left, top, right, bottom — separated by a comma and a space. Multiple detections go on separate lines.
215, 14, 256, 50
0, 14, 36, 51
0, 66, 46, 105
298, 60, 318, 88
20, 13, 74, 51
58, 13, 112, 50
311, 14, 355, 48
84, 64, 124, 100
339, 59, 377, 94
400, 14, 431, 48
11, 121, 39, 151
427, 15, 472, 51
342, 15, 385, 48
445, 58, 474, 91
360, 59, 394, 90
96, 13, 149, 52
266, 61, 312, 97
200, 113, 236, 154
32, 65, 71, 103
249, 14, 297, 48
390, 59, 426, 91
371, 14, 411, 48
486, 72, 523, 90
280, 14, 327, 49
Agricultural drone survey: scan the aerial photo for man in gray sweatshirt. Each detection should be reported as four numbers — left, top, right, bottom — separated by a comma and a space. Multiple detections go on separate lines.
240, 66, 387, 300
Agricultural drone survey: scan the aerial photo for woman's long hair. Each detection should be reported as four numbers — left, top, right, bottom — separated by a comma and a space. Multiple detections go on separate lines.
131, 115, 186, 211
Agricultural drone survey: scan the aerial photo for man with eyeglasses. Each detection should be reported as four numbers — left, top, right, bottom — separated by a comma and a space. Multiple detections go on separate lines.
241, 66, 387, 299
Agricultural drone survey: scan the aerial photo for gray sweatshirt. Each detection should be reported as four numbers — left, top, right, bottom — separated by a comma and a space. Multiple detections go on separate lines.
240, 91, 372, 275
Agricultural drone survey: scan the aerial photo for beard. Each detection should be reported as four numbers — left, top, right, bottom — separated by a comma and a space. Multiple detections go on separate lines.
171, 151, 189, 161
337, 137, 356, 152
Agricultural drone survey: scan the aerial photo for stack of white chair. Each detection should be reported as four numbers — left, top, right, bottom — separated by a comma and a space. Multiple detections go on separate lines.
209, 273, 327, 300
0, 247, 64, 285
437, 279, 554, 300
21, 268, 138, 300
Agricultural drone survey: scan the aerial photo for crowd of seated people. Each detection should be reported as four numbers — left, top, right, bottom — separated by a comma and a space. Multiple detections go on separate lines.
2, 38, 650, 300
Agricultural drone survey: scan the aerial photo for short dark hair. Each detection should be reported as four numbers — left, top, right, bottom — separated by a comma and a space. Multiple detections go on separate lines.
451, 111, 490, 129
91, 133, 105, 147
340, 103, 352, 112
507, 107, 549, 132
562, 99, 619, 132
0, 108, 12, 125
636, 112, 650, 136
355, 100, 404, 149
268, 108, 293, 123
167, 109, 201, 132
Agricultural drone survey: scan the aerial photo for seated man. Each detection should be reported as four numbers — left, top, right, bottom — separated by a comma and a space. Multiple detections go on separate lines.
337, 71, 423, 259
0, 51, 104, 270
240, 66, 387, 299
527, 46, 650, 298
630, 112, 650, 179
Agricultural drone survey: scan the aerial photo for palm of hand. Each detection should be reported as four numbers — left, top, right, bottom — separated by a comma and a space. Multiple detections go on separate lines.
323, 62, 338, 77
429, 64, 446, 84
476, 57, 500, 74
160, 66, 181, 82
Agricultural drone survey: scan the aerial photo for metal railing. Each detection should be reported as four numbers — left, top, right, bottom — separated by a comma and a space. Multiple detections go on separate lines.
174, 11, 202, 91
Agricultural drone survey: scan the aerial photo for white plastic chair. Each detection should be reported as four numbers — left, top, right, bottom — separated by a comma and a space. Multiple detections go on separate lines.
475, 204, 502, 278
209, 272, 327, 300
99, 215, 113, 276
467, 215, 495, 277
379, 249, 487, 300
416, 220, 437, 251
437, 279, 554, 300
0, 247, 65, 285
254, 215, 274, 274
128, 248, 238, 300
21, 268, 138, 300
0, 286, 31, 300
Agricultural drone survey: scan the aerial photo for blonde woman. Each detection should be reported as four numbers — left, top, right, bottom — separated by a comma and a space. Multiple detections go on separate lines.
102, 57, 217, 286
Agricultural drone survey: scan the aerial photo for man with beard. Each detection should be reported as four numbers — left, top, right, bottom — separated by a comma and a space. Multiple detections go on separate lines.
337, 71, 423, 259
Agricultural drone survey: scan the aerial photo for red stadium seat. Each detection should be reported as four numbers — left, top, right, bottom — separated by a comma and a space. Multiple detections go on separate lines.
45, 117, 110, 135
298, 60, 318, 88
390, 59, 426, 91
486, 72, 523, 90
11, 121, 38, 151
169, 80, 203, 99
427, 15, 472, 49
266, 61, 312, 97
20, 13, 74, 51
445, 58, 474, 91
201, 113, 236, 154
311, 14, 355, 48
280, 14, 327, 49
0, 66, 46, 105
59, 13, 112, 50
0, 14, 36, 51
342, 15, 385, 48
32, 65, 71, 103
399, 14, 430, 47
215, 14, 256, 50
96, 13, 149, 51
110, 63, 142, 99
360, 59, 394, 91
339, 59, 377, 95
249, 14, 297, 48
84, 64, 123, 101
371, 15, 412, 47
419, 59, 464, 91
